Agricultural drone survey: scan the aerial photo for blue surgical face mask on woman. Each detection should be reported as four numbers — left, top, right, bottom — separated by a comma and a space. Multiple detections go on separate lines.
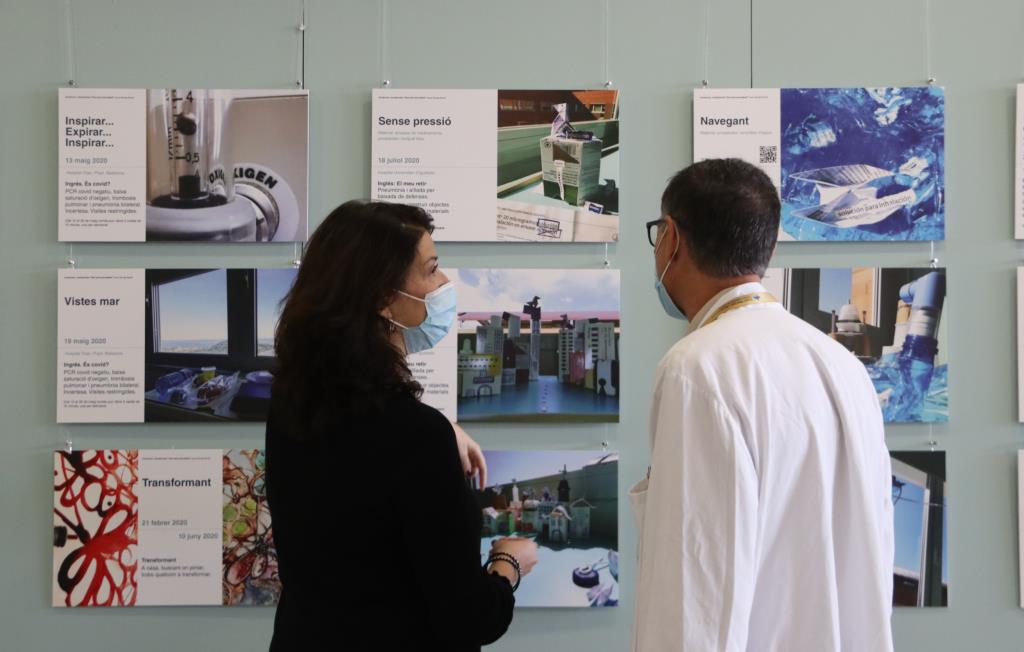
389, 282, 457, 354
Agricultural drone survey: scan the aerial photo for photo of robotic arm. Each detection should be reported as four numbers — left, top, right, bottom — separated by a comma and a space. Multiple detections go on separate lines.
874, 269, 946, 422
899, 270, 945, 368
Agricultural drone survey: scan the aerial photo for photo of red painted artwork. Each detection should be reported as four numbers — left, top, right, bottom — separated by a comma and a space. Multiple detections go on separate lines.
52, 450, 139, 607
222, 449, 281, 605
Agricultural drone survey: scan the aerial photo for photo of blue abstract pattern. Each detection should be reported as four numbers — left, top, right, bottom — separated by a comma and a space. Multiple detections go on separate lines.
780, 87, 945, 241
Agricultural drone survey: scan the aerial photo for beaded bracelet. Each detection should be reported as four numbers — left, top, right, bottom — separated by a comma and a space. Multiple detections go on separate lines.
488, 552, 519, 570
486, 552, 522, 592
487, 553, 521, 592
487, 552, 520, 577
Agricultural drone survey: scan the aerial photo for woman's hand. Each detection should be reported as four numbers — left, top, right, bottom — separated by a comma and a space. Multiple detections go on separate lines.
452, 422, 487, 489
490, 536, 539, 577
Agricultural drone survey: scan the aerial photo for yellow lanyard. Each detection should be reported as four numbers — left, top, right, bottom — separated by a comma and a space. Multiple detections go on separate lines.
700, 292, 779, 328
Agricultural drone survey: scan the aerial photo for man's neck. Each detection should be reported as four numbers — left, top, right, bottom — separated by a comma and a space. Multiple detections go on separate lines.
681, 274, 762, 321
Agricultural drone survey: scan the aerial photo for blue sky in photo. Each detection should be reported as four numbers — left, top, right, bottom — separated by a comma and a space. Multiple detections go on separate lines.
257, 268, 297, 343
818, 268, 853, 314
484, 450, 610, 490
157, 269, 227, 343
457, 268, 619, 314
893, 480, 925, 573
893, 476, 949, 583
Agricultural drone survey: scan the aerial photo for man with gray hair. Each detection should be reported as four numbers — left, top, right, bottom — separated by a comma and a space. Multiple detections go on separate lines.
630, 159, 894, 651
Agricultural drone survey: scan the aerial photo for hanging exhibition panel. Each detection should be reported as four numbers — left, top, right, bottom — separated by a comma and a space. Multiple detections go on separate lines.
1014, 85, 1024, 239
59, 88, 309, 242
372, 89, 620, 243
58, 267, 296, 423
694, 87, 945, 242
58, 266, 618, 425
1013, 268, 1024, 422
52, 448, 279, 607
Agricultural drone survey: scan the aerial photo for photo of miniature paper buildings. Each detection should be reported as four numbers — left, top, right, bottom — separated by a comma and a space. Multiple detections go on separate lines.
455, 268, 620, 423
891, 450, 948, 607
143, 268, 296, 422
475, 449, 619, 608
497, 90, 620, 242
763, 267, 947, 423
145, 89, 308, 242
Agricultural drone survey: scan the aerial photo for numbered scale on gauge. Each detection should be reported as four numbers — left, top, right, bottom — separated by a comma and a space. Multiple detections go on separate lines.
145, 89, 298, 241
156, 89, 221, 208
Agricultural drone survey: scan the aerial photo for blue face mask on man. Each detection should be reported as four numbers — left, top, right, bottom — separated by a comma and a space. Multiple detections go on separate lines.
654, 223, 687, 321
390, 282, 457, 354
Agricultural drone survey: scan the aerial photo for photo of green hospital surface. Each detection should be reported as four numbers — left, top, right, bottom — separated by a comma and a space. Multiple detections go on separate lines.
497, 90, 620, 242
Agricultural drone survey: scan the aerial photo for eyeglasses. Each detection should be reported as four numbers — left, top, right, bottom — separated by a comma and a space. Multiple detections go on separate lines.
645, 218, 665, 247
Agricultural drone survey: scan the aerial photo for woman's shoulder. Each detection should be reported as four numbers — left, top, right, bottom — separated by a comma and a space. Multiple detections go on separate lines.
266, 389, 455, 458
388, 390, 455, 441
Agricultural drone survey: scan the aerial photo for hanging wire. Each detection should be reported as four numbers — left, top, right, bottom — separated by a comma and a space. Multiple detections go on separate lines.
63, 0, 77, 86
603, 0, 612, 87
701, 0, 712, 87
930, 240, 938, 268
923, 0, 935, 84
292, 241, 303, 268
602, 242, 610, 267
748, 0, 754, 87
295, 0, 307, 88
66, 243, 76, 268
379, 0, 391, 87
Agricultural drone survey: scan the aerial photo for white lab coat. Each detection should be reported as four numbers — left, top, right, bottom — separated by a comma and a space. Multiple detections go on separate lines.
630, 282, 894, 652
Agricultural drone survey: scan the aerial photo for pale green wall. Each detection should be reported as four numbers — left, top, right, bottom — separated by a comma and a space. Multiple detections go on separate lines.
1, 0, 1021, 649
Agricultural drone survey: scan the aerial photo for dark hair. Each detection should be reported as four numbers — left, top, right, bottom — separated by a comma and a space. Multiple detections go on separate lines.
273, 200, 433, 439
661, 158, 780, 277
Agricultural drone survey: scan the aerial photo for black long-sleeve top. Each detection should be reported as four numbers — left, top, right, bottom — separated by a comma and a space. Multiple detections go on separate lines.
265, 389, 515, 651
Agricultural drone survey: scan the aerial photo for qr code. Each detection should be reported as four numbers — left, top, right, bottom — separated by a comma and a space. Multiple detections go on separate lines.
759, 145, 778, 164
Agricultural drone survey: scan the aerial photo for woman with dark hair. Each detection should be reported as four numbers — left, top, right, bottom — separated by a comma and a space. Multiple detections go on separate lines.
265, 201, 537, 651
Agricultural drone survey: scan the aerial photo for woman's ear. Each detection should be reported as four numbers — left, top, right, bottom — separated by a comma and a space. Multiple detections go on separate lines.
378, 292, 392, 320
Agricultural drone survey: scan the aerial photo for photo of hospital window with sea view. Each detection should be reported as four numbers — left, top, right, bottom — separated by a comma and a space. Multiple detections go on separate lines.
143, 268, 296, 422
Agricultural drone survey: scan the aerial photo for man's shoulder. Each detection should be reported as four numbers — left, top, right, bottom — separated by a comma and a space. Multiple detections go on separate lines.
661, 306, 864, 380
655, 327, 741, 395
660, 306, 788, 362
